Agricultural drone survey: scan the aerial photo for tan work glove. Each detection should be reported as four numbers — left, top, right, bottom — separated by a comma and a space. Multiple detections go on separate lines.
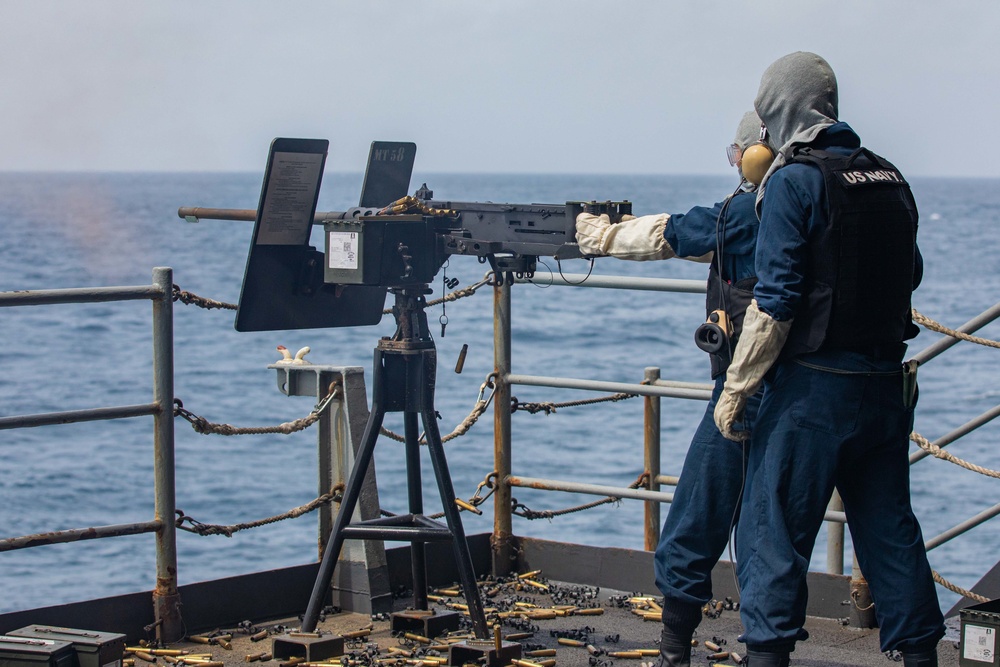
575, 212, 675, 261
714, 299, 792, 441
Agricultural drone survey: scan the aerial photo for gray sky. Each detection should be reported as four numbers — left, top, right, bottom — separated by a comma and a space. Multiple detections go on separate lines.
1, 1, 997, 178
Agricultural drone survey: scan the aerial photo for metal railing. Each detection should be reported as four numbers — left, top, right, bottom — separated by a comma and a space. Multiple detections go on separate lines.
494, 272, 1000, 589
2, 265, 997, 627
0, 267, 180, 642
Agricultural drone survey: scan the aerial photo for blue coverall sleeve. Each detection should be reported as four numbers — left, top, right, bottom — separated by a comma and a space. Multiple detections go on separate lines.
664, 201, 727, 258
752, 166, 819, 322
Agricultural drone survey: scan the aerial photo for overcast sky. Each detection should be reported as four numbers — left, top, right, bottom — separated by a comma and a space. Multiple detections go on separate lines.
1, 1, 998, 178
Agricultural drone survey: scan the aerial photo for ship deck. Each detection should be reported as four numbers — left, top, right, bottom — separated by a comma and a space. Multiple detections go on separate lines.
169, 585, 961, 667
0, 536, 966, 667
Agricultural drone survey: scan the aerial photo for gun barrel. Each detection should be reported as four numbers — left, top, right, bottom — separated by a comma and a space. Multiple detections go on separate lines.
177, 207, 348, 223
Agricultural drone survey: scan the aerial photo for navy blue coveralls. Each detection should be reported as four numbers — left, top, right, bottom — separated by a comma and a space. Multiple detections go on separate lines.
654, 188, 763, 629
735, 123, 945, 653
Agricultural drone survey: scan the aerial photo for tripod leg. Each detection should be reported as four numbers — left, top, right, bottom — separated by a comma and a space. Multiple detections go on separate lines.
404, 411, 428, 610
301, 388, 387, 632
421, 407, 490, 639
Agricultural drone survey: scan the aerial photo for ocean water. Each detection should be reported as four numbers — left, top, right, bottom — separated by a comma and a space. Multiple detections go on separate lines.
1, 171, 998, 616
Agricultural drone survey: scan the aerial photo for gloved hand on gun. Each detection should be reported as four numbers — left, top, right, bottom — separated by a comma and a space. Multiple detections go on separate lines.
575, 211, 675, 261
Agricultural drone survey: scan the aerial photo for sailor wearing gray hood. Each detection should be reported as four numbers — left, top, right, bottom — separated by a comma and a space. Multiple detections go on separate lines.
712, 52, 945, 667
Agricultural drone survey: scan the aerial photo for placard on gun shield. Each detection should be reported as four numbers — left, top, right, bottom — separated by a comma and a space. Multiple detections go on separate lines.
235, 139, 414, 332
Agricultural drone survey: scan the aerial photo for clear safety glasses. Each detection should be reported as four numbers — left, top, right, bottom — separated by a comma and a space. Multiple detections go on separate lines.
726, 143, 742, 167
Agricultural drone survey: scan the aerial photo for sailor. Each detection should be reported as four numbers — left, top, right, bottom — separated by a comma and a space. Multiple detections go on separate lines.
713, 52, 945, 667
575, 110, 773, 667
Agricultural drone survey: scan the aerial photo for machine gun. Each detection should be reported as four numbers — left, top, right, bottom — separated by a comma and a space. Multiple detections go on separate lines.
177, 138, 632, 639
178, 139, 631, 331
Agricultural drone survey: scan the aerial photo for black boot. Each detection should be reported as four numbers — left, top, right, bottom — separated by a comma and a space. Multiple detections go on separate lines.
901, 650, 938, 667
655, 624, 692, 667
745, 649, 790, 667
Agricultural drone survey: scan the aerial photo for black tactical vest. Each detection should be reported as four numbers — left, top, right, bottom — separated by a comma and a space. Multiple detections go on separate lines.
705, 263, 756, 377
781, 146, 919, 357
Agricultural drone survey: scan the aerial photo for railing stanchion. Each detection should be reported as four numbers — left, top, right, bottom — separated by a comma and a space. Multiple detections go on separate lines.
826, 489, 844, 574
151, 267, 182, 642
644, 367, 662, 551
493, 277, 515, 576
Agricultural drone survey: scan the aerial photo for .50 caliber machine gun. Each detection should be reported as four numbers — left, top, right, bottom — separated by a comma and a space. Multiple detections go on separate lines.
178, 139, 631, 331
177, 138, 632, 641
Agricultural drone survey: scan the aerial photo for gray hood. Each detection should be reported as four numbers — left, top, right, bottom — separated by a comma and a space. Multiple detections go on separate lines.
753, 52, 839, 203
735, 110, 763, 151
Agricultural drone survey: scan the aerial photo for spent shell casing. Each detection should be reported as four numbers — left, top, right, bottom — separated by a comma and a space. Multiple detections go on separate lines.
403, 633, 431, 644
188, 637, 211, 645
250, 631, 269, 642
703, 641, 721, 652
454, 498, 482, 515
520, 579, 549, 592
574, 608, 604, 616
557, 638, 585, 647
133, 653, 157, 663
525, 650, 557, 658
730, 652, 743, 665
517, 570, 543, 579
637, 650, 660, 657
708, 652, 730, 660
503, 633, 534, 641
511, 660, 544, 667
341, 629, 372, 639
608, 652, 643, 659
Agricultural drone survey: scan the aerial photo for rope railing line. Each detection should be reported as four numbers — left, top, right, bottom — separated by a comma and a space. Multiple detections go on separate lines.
512, 472, 650, 520
911, 431, 1000, 479
175, 485, 345, 537
172, 284, 237, 311
173, 394, 336, 436
912, 308, 1000, 349
932, 570, 989, 603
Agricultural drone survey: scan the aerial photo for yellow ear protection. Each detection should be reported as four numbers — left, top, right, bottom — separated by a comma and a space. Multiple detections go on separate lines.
740, 124, 776, 186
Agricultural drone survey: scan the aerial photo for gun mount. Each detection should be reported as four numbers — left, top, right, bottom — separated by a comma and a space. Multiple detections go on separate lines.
176, 138, 633, 639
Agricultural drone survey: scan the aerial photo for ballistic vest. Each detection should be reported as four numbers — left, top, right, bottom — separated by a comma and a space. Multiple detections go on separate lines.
706, 264, 756, 377
781, 146, 919, 357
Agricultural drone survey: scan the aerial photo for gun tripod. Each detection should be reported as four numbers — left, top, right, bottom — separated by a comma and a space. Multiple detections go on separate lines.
300, 285, 489, 638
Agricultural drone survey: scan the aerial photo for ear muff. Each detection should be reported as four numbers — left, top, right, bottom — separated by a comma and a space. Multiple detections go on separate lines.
741, 143, 775, 186
741, 124, 775, 186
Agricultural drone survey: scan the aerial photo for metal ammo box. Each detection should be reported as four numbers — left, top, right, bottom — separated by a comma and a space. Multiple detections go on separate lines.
961, 598, 1000, 667
0, 636, 76, 667
6, 628, 125, 667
